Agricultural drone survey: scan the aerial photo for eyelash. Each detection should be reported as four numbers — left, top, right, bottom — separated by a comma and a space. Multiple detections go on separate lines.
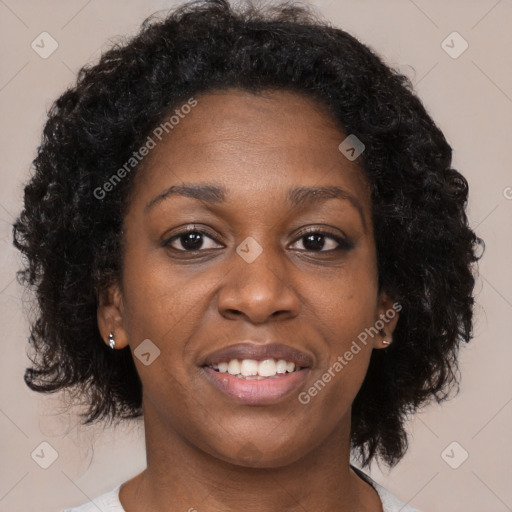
163, 226, 353, 253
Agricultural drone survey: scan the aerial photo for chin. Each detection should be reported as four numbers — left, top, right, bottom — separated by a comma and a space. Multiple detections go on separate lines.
216, 441, 308, 469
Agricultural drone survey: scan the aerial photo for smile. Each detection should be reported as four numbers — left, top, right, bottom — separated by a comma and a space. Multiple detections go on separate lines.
201, 363, 309, 405
207, 358, 302, 378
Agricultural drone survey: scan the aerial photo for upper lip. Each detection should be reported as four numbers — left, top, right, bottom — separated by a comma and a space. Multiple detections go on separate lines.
201, 342, 313, 368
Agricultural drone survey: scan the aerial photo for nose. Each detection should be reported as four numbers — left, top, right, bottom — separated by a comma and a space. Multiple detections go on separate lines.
217, 242, 301, 324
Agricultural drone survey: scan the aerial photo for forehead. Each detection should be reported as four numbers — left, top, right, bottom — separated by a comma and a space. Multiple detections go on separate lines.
130, 88, 371, 216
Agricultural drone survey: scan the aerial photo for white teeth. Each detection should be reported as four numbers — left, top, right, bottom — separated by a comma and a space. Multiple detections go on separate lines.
258, 359, 276, 377
276, 359, 288, 374
227, 360, 241, 375
240, 359, 259, 376
211, 358, 300, 377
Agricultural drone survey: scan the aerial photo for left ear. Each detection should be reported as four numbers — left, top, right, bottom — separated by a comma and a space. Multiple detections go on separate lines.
373, 291, 401, 349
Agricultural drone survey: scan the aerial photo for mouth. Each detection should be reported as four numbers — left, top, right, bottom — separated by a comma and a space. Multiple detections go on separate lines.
201, 364, 310, 405
200, 342, 313, 405
205, 358, 306, 379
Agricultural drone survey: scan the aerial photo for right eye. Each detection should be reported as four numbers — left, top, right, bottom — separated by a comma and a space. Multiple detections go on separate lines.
163, 227, 223, 252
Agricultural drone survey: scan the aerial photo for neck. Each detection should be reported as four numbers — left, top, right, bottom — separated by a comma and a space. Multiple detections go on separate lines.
120, 401, 381, 512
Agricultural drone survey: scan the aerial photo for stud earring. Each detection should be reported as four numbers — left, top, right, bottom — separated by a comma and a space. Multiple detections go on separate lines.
108, 332, 116, 350
380, 329, 391, 346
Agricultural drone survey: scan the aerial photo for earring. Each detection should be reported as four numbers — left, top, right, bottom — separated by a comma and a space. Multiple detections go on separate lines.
380, 328, 391, 346
108, 332, 116, 350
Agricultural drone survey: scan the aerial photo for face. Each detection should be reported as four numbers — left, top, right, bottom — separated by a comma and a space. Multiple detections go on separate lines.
98, 88, 398, 467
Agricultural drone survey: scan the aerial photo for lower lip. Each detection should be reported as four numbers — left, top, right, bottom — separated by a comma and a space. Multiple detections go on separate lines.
201, 367, 309, 405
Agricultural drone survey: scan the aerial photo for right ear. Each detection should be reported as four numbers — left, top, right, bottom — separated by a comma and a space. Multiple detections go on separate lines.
97, 282, 129, 349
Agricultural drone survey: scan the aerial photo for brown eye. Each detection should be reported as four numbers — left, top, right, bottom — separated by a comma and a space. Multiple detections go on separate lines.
163, 228, 222, 252
290, 229, 353, 252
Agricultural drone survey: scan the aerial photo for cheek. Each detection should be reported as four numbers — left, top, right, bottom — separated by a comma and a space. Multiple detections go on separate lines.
120, 243, 207, 339
298, 255, 378, 404
307, 254, 379, 339
300, 313, 374, 428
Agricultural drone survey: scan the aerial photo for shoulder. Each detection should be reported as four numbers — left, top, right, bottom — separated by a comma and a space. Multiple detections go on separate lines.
350, 465, 423, 512
57, 484, 124, 512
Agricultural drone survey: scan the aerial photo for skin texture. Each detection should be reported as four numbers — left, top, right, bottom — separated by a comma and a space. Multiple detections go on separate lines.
97, 89, 399, 512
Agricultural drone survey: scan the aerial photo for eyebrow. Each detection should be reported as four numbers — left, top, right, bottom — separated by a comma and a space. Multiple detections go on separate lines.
145, 183, 366, 230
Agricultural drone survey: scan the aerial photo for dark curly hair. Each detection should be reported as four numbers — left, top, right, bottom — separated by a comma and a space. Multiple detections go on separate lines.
13, 0, 482, 469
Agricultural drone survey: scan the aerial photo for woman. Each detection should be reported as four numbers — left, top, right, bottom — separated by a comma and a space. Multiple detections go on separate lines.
13, 1, 482, 511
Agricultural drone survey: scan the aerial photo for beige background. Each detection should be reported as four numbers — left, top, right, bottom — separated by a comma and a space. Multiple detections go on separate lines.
0, 1, 511, 511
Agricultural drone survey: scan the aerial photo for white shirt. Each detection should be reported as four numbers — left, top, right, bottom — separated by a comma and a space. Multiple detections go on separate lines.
60, 466, 421, 512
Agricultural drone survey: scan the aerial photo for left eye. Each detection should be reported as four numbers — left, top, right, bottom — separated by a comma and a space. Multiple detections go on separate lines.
290, 230, 352, 252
